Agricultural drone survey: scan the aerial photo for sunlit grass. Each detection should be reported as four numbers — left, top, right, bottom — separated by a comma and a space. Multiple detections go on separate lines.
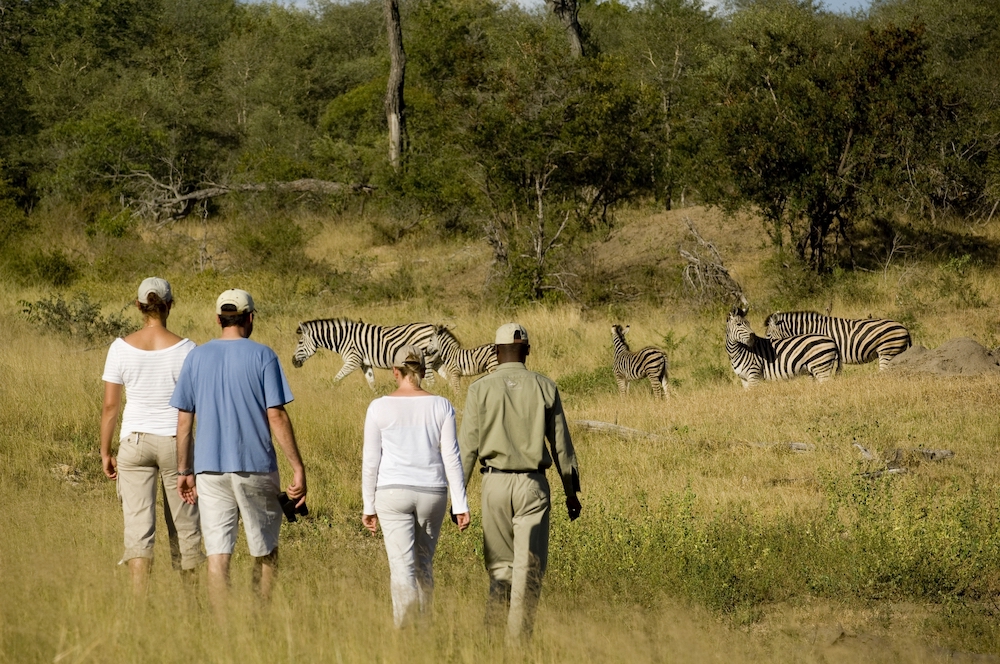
4, 209, 1000, 661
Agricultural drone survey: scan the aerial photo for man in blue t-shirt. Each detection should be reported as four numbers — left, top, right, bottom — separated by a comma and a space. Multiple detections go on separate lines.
171, 288, 307, 610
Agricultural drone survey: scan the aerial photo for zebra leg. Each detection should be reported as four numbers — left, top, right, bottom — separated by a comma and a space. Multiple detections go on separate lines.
333, 357, 363, 383
363, 364, 376, 391
449, 369, 460, 393
615, 374, 627, 395
810, 360, 837, 383
647, 372, 663, 399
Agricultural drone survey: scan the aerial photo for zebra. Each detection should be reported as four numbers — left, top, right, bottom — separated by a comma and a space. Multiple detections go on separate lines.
726, 307, 840, 389
425, 325, 498, 392
612, 324, 669, 398
764, 311, 911, 370
292, 318, 437, 390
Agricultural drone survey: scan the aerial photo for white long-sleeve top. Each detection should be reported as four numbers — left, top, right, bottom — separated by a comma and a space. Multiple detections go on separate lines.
362, 395, 469, 516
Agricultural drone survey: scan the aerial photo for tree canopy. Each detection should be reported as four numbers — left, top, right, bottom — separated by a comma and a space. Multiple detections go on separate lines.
0, 0, 997, 293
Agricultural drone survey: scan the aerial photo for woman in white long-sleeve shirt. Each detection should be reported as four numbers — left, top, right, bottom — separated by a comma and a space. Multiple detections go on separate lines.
362, 345, 470, 628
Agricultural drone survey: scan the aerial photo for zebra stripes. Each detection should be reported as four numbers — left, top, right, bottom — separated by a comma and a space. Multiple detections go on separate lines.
292, 318, 437, 390
612, 324, 669, 398
764, 311, 911, 370
426, 326, 498, 392
726, 307, 840, 388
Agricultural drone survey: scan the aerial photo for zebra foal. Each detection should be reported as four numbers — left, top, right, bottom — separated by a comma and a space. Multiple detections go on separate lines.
426, 326, 498, 392
726, 307, 840, 389
292, 318, 437, 390
612, 324, 669, 398
765, 311, 911, 371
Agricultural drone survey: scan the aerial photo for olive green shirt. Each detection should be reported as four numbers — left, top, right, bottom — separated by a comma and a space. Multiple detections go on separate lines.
459, 362, 580, 496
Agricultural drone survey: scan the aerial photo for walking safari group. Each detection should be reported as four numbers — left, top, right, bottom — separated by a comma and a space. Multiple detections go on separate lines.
100, 277, 581, 644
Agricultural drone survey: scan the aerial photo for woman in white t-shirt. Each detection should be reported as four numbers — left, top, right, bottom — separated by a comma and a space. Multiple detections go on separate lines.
362, 345, 470, 628
100, 277, 204, 595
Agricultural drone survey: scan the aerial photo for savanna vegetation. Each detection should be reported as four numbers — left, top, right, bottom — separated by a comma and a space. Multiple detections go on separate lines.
3, 0, 1000, 661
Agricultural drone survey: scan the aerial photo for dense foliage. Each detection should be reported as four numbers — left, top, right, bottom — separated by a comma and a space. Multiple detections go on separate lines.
1, 0, 998, 294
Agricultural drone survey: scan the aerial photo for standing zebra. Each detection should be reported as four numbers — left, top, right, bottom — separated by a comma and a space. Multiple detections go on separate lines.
292, 318, 437, 390
765, 311, 911, 370
426, 326, 498, 392
612, 324, 669, 399
726, 307, 840, 389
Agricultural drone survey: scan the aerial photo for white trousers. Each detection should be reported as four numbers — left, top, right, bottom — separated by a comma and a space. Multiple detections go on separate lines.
374, 488, 448, 628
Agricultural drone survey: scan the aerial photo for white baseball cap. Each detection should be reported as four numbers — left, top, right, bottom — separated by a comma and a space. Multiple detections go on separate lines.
495, 323, 529, 345
216, 289, 255, 314
393, 345, 426, 371
138, 277, 172, 304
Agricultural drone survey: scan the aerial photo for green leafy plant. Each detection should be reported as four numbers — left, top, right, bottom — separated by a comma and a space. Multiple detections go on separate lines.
21, 292, 137, 342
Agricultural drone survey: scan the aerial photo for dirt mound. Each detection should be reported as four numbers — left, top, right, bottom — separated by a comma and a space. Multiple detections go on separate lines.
887, 337, 1000, 375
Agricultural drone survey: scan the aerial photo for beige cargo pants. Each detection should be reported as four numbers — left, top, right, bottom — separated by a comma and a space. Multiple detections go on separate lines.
481, 471, 550, 640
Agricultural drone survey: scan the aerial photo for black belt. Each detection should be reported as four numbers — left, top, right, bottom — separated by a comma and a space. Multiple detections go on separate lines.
480, 466, 542, 475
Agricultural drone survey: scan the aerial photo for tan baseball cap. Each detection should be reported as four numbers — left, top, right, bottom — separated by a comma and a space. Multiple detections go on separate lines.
495, 323, 529, 345
138, 277, 172, 304
216, 289, 255, 314
392, 345, 425, 370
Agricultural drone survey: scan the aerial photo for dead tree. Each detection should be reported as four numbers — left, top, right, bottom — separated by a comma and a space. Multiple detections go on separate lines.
384, 0, 407, 171
120, 171, 374, 223
679, 216, 747, 306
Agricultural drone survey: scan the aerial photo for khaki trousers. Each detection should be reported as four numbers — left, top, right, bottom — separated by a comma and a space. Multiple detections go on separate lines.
481, 472, 550, 640
116, 432, 205, 570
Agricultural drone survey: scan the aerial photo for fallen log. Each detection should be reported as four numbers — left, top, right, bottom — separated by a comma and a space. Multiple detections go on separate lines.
572, 420, 666, 440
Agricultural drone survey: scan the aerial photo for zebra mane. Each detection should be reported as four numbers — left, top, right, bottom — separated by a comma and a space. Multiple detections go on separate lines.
301, 317, 360, 327
434, 324, 462, 344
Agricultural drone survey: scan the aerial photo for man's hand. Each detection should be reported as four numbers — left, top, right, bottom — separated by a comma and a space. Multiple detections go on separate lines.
285, 469, 307, 508
566, 494, 582, 521
101, 454, 117, 480
454, 512, 471, 532
177, 474, 197, 505
362, 514, 379, 534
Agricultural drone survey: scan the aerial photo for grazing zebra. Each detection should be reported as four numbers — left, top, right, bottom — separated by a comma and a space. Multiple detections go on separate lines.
726, 307, 840, 389
764, 311, 911, 370
426, 325, 498, 392
611, 324, 669, 399
292, 318, 437, 390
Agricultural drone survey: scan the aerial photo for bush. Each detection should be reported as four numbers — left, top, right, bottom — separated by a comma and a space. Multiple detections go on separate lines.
21, 292, 137, 342
15, 250, 79, 287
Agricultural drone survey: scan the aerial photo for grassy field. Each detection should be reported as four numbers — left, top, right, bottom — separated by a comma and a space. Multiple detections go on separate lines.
3, 206, 1000, 662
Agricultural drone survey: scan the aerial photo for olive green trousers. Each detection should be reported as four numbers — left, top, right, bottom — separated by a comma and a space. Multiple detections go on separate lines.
481, 472, 550, 640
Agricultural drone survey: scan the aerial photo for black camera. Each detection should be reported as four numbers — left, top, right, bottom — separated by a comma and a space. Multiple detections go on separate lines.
277, 492, 309, 523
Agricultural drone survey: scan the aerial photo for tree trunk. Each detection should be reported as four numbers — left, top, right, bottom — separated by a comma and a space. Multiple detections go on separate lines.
545, 0, 584, 58
384, 0, 407, 171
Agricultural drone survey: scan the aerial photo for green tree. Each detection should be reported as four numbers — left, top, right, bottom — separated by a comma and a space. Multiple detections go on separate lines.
706, 2, 958, 272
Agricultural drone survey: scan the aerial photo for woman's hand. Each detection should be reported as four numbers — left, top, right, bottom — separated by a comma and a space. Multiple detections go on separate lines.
101, 454, 117, 480
362, 514, 379, 534
455, 512, 470, 532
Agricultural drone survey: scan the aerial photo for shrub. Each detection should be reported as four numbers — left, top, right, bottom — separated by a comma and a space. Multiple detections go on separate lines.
21, 293, 137, 342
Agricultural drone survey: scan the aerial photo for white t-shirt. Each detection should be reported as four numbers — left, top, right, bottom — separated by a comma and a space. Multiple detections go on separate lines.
102, 337, 196, 440
362, 395, 469, 516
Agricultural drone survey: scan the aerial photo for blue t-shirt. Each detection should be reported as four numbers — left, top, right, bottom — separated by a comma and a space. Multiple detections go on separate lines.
170, 338, 293, 474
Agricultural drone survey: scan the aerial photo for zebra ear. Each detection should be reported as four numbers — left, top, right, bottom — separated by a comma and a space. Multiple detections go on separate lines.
296, 323, 303, 334
624, 325, 630, 335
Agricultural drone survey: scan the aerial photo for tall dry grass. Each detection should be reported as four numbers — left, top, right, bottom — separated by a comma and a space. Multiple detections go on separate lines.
3, 207, 1000, 662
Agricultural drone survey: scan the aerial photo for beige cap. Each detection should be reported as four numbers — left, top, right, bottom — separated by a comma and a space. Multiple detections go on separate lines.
138, 277, 172, 304
392, 345, 425, 370
495, 323, 529, 345
216, 289, 255, 314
